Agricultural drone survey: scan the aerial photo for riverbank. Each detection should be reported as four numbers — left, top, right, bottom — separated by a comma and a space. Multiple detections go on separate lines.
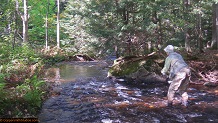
187, 49, 218, 85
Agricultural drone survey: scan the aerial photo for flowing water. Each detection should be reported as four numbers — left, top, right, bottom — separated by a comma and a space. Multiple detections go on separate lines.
38, 61, 218, 123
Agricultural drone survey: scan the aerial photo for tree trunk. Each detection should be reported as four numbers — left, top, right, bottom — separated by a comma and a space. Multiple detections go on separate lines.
184, 27, 192, 52
211, 3, 218, 49
15, 0, 28, 43
123, 6, 129, 25
158, 18, 163, 50
57, 0, 60, 48
197, 12, 204, 52
183, 0, 192, 52
23, 0, 28, 43
45, 0, 50, 49
13, 10, 17, 49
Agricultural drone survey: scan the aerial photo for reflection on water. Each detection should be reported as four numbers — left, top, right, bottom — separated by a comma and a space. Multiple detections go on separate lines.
40, 61, 218, 123
43, 62, 105, 83
59, 64, 103, 79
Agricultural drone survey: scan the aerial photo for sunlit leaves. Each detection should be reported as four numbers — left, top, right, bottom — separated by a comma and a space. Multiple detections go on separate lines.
59, 0, 213, 56
28, 0, 56, 43
0, 80, 5, 90
60, 0, 100, 54
212, 0, 218, 4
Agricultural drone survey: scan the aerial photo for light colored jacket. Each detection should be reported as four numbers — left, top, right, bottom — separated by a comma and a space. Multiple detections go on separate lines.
161, 52, 188, 79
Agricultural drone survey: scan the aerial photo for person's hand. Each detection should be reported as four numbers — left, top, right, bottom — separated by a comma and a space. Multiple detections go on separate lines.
161, 71, 166, 76
161, 72, 166, 76
168, 80, 172, 84
166, 77, 172, 84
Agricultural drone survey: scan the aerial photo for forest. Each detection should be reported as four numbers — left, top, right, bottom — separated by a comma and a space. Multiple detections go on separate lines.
0, 0, 218, 119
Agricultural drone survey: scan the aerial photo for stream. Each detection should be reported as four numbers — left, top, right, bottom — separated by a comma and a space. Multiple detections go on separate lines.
38, 61, 218, 123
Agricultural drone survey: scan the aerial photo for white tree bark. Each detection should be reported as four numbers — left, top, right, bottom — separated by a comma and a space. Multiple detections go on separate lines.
23, 0, 28, 43
57, 0, 60, 48
15, 0, 28, 43
45, 0, 50, 49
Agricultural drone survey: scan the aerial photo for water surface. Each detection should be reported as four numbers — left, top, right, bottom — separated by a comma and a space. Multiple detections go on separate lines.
39, 61, 218, 123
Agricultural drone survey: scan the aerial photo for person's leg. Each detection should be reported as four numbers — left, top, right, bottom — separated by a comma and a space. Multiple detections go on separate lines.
178, 76, 189, 106
167, 84, 176, 106
178, 68, 190, 106
181, 92, 188, 106
167, 72, 186, 106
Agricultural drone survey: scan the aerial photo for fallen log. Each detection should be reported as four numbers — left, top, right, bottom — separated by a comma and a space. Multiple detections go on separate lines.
69, 54, 95, 61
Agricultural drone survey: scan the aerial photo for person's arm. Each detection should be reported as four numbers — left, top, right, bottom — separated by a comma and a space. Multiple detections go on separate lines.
161, 57, 171, 75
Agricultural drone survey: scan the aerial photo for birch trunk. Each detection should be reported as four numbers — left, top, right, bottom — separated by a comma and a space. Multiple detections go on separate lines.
23, 0, 28, 43
56, 0, 60, 48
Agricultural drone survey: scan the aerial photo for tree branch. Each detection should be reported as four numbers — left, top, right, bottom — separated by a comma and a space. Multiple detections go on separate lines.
15, 0, 24, 20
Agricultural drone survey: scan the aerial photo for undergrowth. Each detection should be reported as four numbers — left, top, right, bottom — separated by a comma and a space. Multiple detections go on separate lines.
0, 44, 47, 118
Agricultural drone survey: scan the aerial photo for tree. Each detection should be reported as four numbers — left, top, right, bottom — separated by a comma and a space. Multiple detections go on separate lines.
56, 0, 60, 48
211, 3, 218, 49
23, 0, 28, 43
16, 0, 28, 43
183, 0, 192, 52
45, 0, 50, 49
28, 0, 56, 46
0, 0, 19, 48
0, 0, 215, 58
59, 0, 214, 57
60, 0, 100, 55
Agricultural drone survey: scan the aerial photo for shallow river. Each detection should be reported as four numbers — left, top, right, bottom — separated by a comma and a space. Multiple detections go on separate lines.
38, 61, 218, 123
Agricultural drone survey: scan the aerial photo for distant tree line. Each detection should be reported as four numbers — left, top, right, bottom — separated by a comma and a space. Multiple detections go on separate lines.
0, 0, 218, 57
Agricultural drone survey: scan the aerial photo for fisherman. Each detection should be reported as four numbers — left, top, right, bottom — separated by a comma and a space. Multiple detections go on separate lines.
161, 45, 191, 107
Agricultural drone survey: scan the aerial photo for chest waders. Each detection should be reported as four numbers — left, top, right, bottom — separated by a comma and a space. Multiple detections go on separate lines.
167, 65, 190, 107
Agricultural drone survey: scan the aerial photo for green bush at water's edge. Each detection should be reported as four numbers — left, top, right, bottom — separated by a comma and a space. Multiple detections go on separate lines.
0, 44, 46, 118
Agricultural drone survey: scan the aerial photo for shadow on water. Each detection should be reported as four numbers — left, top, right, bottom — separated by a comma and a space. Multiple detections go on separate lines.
39, 61, 218, 123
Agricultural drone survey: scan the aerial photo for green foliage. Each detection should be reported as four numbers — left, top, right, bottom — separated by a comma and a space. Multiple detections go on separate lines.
40, 47, 70, 65
0, 73, 6, 99
28, 0, 57, 44
213, 0, 218, 4
17, 76, 45, 108
1, 0, 215, 57
0, 75, 46, 117
0, 44, 46, 117
44, 55, 66, 65
0, 0, 15, 26
60, 0, 214, 57
0, 44, 42, 80
0, 44, 41, 71
60, 0, 100, 55
0, 45, 11, 64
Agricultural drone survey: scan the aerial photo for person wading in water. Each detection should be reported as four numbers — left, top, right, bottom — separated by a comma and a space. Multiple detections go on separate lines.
161, 45, 191, 107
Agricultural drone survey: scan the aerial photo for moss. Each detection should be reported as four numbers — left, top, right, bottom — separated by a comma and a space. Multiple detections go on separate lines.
109, 60, 146, 77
